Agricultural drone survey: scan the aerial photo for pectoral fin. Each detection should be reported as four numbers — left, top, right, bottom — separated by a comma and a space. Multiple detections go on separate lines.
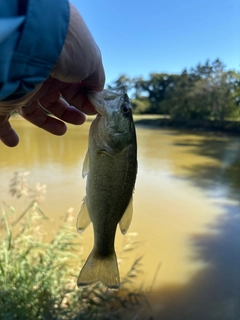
76, 197, 91, 233
119, 197, 133, 235
82, 151, 89, 178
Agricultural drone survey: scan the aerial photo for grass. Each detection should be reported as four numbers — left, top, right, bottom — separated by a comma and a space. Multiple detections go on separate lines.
0, 172, 152, 320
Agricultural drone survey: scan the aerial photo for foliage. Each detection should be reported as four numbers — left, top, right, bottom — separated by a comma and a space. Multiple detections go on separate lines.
130, 98, 151, 114
110, 59, 240, 122
0, 173, 152, 320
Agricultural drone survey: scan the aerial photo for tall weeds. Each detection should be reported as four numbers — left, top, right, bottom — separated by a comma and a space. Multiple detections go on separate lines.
0, 172, 152, 320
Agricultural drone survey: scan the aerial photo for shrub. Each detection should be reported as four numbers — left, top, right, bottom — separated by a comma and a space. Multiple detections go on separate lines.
0, 173, 151, 320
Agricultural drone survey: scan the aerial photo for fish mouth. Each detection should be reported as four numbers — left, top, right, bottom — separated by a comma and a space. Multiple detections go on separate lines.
87, 91, 106, 115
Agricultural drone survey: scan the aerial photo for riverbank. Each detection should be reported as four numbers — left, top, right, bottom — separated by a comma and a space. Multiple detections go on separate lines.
10, 113, 240, 135
134, 116, 240, 135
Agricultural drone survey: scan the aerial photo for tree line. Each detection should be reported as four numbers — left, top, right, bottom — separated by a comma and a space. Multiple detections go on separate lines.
110, 59, 240, 122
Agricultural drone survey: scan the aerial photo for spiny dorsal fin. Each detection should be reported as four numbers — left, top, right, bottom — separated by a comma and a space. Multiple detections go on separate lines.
76, 197, 91, 233
82, 151, 89, 178
119, 197, 133, 235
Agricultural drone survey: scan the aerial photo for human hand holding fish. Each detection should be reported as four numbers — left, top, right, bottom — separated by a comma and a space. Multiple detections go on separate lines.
0, 2, 105, 147
76, 87, 138, 290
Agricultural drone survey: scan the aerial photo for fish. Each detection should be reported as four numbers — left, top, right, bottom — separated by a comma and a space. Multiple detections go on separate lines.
76, 87, 137, 290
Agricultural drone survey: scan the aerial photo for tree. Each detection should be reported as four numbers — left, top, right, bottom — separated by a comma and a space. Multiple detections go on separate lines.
133, 73, 179, 114
109, 59, 240, 120
108, 74, 134, 93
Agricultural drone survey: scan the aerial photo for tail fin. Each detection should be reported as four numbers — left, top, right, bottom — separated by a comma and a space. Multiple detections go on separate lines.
77, 250, 120, 290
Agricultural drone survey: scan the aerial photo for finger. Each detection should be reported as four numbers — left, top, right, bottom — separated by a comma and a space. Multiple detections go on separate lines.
39, 92, 86, 125
0, 115, 19, 147
31, 77, 68, 101
60, 83, 97, 115
18, 101, 67, 136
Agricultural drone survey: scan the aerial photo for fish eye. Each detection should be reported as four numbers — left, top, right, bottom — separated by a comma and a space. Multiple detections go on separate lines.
121, 103, 130, 114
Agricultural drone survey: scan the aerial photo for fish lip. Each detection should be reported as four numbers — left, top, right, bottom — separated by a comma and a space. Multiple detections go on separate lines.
87, 91, 106, 115
95, 113, 103, 118
94, 105, 105, 116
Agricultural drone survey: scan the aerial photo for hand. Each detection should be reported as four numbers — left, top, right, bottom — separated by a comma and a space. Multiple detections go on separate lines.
0, 3, 105, 147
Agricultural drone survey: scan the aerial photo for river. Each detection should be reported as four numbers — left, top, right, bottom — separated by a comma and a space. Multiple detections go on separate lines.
0, 117, 240, 320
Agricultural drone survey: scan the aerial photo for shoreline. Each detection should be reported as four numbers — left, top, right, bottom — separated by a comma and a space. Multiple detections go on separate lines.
134, 117, 240, 135
10, 114, 240, 135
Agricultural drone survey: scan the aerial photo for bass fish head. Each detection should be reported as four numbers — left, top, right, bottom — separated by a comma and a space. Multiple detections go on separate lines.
88, 87, 136, 153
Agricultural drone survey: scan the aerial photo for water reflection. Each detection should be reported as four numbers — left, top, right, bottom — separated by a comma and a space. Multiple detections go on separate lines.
0, 119, 239, 319
134, 127, 240, 319
174, 134, 240, 201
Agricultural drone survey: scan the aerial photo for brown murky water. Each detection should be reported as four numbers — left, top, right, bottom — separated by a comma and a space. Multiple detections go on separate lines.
0, 118, 240, 319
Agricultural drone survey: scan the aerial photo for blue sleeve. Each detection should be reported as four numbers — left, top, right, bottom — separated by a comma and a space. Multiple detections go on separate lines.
0, 0, 70, 101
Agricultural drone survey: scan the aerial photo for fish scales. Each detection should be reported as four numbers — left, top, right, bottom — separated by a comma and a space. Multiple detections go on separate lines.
88, 147, 136, 250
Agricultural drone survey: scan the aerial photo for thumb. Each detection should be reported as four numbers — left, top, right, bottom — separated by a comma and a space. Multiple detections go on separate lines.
50, 3, 105, 88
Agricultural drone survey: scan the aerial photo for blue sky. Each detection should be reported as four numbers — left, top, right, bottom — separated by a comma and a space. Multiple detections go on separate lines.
71, 0, 240, 86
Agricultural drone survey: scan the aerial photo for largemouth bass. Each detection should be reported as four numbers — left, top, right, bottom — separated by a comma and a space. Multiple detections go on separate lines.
76, 87, 137, 290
